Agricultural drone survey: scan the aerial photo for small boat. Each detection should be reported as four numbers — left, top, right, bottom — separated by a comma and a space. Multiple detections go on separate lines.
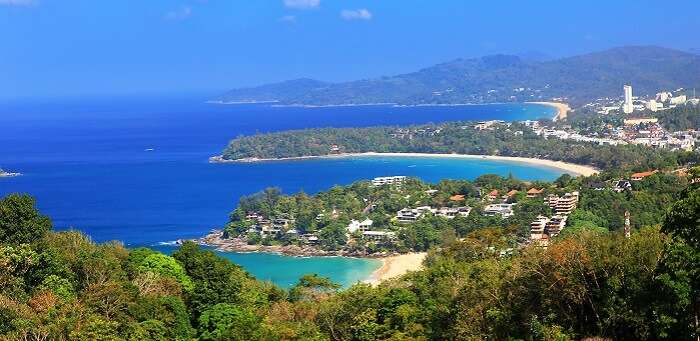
144, 148, 155, 152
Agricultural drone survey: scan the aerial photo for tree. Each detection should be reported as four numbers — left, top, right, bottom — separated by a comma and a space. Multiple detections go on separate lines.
658, 186, 700, 340
197, 303, 261, 341
138, 253, 194, 292
0, 194, 52, 244
288, 274, 340, 302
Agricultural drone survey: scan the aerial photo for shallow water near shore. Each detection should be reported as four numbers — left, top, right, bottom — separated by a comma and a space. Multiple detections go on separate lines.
1, 95, 559, 286
153, 244, 381, 288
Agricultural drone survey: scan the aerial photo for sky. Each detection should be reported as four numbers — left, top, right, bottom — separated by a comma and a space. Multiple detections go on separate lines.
1, 0, 700, 100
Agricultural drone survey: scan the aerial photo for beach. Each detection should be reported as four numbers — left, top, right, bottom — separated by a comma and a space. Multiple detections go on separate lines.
212, 152, 599, 177
527, 101, 571, 121
365, 252, 427, 285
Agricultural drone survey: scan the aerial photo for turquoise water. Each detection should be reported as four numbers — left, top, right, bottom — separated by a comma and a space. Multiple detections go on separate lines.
0, 96, 559, 286
154, 245, 381, 288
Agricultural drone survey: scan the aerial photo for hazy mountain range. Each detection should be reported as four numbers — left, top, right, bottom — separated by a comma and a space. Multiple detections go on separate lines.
215, 46, 700, 106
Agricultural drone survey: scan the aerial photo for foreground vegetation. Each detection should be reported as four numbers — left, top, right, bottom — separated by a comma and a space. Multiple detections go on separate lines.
2, 170, 700, 339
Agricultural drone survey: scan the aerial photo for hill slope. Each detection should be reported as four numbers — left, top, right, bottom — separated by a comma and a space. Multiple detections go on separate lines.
215, 46, 700, 106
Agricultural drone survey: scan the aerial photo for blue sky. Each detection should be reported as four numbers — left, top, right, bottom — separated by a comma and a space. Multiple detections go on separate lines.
2, 0, 699, 100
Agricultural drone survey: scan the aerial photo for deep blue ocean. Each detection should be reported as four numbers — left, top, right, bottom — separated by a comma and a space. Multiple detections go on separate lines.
0, 95, 560, 286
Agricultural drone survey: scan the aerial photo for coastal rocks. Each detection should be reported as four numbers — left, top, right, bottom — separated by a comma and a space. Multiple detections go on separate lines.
196, 230, 394, 258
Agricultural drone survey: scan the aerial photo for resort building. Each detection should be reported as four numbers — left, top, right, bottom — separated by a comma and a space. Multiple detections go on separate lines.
483, 203, 515, 218
526, 188, 544, 198
544, 192, 579, 215
545, 215, 568, 237
487, 190, 499, 201
395, 206, 436, 223
530, 215, 549, 241
436, 206, 471, 219
347, 218, 374, 234
371, 176, 407, 186
613, 180, 632, 192
631, 170, 658, 181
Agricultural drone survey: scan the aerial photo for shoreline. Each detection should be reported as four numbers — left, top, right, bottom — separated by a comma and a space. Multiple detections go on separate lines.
196, 231, 426, 285
210, 152, 599, 177
527, 101, 570, 121
364, 252, 427, 285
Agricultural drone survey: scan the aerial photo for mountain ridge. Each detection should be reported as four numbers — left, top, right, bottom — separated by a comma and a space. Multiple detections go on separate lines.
215, 46, 700, 106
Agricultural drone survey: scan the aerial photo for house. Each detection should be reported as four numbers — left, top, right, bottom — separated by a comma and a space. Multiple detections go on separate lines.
425, 189, 439, 195
347, 218, 373, 234
487, 190, 499, 201
502, 190, 518, 202
300, 234, 319, 244
589, 182, 606, 191
483, 203, 515, 218
526, 188, 544, 198
371, 176, 407, 186
329, 144, 341, 154
449, 194, 466, 201
436, 206, 471, 219
613, 180, 632, 192
631, 170, 658, 181
395, 206, 436, 223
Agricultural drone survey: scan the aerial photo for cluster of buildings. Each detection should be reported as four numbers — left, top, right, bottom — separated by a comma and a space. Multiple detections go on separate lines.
529, 191, 580, 247
395, 205, 472, 223
371, 176, 407, 187
526, 109, 697, 151
590, 84, 698, 115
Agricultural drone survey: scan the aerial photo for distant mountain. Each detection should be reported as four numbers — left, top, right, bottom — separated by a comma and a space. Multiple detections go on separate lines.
215, 46, 700, 106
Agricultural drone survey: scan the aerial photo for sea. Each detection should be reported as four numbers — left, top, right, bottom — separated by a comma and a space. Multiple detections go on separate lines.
0, 95, 560, 287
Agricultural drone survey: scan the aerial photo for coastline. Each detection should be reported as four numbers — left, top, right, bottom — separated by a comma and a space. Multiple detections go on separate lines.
364, 252, 427, 285
527, 101, 570, 121
210, 152, 599, 177
196, 230, 426, 285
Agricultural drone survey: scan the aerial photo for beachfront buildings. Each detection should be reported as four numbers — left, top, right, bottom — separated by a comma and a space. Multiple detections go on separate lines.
372, 176, 407, 186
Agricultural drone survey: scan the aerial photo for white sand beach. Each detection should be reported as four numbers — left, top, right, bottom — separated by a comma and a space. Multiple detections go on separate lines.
527, 101, 571, 121
214, 152, 599, 177
365, 252, 427, 285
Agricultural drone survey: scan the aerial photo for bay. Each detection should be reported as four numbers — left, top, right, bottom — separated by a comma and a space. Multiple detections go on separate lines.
0, 95, 560, 286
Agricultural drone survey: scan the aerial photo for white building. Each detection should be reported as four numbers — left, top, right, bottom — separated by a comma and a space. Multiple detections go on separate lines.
371, 176, 407, 186
483, 203, 515, 218
646, 100, 661, 112
347, 218, 373, 234
670, 95, 687, 105
395, 206, 436, 223
623, 85, 634, 114
362, 230, 396, 241
436, 206, 471, 219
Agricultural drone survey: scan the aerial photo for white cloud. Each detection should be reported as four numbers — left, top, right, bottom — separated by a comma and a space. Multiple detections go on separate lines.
0, 0, 35, 6
340, 8, 372, 20
165, 6, 192, 20
283, 0, 319, 10
279, 15, 297, 23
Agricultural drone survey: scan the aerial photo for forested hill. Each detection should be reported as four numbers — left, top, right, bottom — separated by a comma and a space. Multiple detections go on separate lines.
218, 121, 698, 172
214, 46, 700, 106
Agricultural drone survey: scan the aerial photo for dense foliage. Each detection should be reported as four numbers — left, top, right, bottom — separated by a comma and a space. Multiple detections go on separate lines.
652, 103, 700, 131
221, 121, 698, 171
2, 185, 700, 339
216, 46, 700, 106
